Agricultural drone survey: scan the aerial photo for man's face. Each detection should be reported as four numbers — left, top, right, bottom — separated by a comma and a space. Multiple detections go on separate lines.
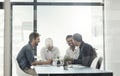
34, 36, 40, 46
72, 39, 79, 46
47, 45, 53, 50
66, 37, 74, 47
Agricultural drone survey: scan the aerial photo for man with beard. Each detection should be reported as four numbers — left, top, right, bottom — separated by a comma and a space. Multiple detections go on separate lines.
64, 35, 79, 60
17, 32, 52, 76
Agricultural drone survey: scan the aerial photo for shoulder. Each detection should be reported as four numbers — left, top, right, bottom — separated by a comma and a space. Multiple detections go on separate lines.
66, 47, 71, 52
21, 44, 30, 50
53, 46, 59, 50
82, 42, 93, 49
66, 47, 71, 51
81, 42, 94, 53
19, 44, 32, 55
41, 47, 47, 52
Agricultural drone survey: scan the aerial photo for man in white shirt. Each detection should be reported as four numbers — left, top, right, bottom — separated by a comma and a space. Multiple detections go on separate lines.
64, 35, 79, 60
40, 38, 60, 61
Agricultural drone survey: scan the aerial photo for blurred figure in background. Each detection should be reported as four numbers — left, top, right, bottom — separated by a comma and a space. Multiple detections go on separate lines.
40, 38, 60, 61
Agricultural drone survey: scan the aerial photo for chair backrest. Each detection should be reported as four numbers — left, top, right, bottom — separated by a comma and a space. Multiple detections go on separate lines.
90, 57, 103, 69
14, 57, 32, 76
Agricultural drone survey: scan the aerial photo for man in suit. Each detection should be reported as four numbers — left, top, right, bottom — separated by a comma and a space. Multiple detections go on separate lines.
70, 33, 97, 67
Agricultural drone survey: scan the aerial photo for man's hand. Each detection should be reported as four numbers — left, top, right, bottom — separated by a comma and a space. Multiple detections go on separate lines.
32, 59, 53, 65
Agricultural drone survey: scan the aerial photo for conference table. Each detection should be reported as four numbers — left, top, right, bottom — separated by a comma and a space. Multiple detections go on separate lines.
34, 64, 113, 76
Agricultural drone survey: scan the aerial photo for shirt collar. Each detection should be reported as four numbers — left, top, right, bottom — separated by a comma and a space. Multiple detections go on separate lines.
28, 42, 34, 50
45, 47, 54, 52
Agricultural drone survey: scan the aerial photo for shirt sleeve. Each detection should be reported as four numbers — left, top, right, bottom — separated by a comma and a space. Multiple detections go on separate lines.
25, 47, 35, 65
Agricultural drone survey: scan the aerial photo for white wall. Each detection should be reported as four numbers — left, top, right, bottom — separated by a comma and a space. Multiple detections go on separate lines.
105, 0, 120, 76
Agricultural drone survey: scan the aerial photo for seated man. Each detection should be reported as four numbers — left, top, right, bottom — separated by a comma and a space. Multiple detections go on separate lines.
68, 33, 97, 67
64, 35, 79, 60
17, 32, 52, 76
40, 38, 60, 61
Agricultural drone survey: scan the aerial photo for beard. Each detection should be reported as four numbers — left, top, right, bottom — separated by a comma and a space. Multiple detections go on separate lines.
36, 44, 38, 46
35, 42, 38, 46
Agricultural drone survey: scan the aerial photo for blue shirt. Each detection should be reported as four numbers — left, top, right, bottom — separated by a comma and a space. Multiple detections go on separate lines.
17, 43, 35, 70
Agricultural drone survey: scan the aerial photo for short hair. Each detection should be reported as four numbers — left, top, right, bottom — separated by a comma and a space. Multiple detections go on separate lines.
66, 35, 72, 40
45, 38, 53, 47
29, 32, 40, 42
73, 33, 82, 42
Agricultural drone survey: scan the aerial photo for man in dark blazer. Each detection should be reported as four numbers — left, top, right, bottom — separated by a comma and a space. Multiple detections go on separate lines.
71, 33, 97, 67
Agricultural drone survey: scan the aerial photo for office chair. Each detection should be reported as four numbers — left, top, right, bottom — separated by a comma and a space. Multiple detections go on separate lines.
90, 56, 103, 69
14, 57, 32, 76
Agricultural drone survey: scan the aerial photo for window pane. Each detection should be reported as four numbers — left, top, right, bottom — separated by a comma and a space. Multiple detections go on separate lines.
12, 6, 33, 76
37, 6, 103, 58
37, 0, 103, 2
0, 9, 4, 76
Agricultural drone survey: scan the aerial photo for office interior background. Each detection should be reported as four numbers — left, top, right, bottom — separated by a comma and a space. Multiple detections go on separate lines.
0, 0, 120, 76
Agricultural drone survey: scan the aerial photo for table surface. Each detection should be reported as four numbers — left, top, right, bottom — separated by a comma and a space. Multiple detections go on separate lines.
34, 64, 112, 74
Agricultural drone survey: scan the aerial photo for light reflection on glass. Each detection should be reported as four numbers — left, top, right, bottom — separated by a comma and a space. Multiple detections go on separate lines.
37, 6, 103, 57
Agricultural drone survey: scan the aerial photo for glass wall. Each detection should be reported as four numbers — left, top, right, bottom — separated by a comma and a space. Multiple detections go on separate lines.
12, 6, 33, 76
11, 1, 104, 76
0, 9, 4, 76
37, 6, 103, 57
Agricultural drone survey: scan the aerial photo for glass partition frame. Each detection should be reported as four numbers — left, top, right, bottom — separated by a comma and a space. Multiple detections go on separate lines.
11, 1, 104, 76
